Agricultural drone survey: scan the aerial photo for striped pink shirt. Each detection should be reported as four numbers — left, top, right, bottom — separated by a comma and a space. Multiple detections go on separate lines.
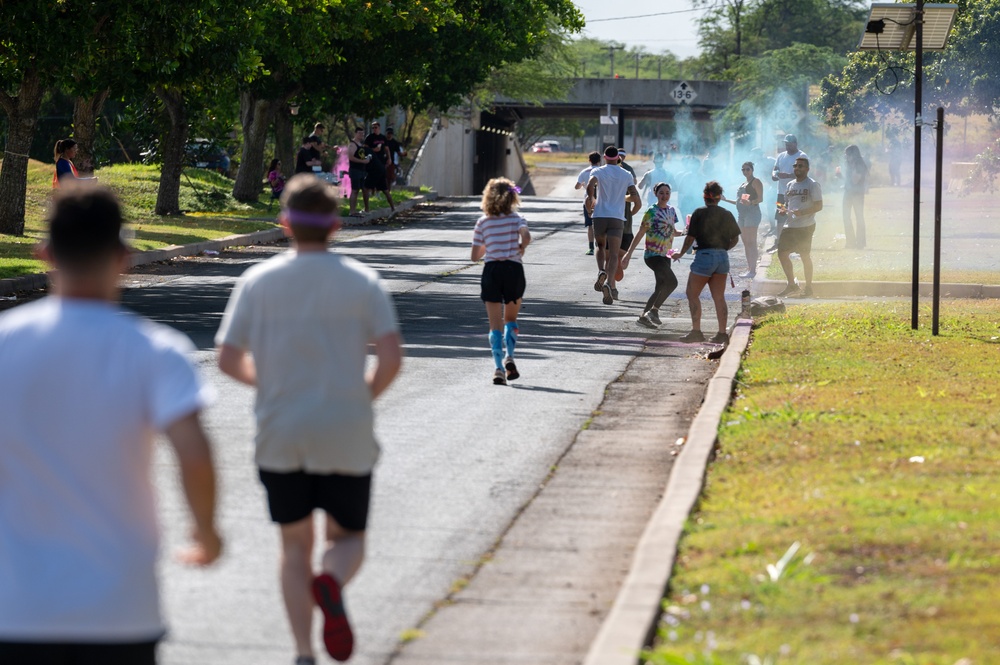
472, 213, 528, 263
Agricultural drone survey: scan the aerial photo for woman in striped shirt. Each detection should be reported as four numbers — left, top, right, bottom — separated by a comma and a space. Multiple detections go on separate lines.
471, 178, 532, 386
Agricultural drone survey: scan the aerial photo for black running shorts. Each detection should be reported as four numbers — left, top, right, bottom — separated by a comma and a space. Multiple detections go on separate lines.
777, 224, 816, 255
480, 260, 526, 304
258, 469, 372, 530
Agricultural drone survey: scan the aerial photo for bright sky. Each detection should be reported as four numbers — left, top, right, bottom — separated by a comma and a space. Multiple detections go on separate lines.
572, 0, 708, 60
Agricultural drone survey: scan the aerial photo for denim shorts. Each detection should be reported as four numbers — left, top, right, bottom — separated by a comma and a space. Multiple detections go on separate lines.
690, 248, 731, 277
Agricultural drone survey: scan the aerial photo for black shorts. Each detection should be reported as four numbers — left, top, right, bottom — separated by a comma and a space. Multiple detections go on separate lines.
621, 233, 634, 252
582, 203, 593, 227
258, 469, 371, 530
0, 639, 157, 664
348, 168, 367, 191
777, 224, 816, 255
365, 165, 388, 192
480, 260, 526, 304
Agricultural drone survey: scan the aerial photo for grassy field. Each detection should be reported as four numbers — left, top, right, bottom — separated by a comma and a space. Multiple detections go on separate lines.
0, 160, 410, 280
647, 301, 1000, 665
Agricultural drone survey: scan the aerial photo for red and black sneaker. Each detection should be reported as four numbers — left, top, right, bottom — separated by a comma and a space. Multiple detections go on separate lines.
312, 573, 354, 661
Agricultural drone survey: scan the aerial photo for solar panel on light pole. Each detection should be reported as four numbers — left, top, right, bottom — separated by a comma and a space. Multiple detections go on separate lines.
857, 2, 957, 330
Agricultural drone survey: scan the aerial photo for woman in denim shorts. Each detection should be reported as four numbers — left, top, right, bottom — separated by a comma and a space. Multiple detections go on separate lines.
673, 181, 742, 344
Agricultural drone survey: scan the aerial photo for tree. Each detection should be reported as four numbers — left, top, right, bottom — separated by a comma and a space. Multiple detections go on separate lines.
0, 3, 111, 234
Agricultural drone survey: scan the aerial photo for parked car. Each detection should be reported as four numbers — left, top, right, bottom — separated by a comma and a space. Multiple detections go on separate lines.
185, 139, 231, 176
532, 140, 561, 153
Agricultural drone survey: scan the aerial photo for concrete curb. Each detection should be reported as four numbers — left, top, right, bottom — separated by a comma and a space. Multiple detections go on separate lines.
0, 192, 438, 297
750, 247, 1000, 299
583, 318, 753, 665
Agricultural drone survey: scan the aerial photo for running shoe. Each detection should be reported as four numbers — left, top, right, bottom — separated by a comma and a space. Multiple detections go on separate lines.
679, 330, 706, 343
493, 368, 507, 385
586, 248, 594, 255
777, 283, 800, 297
610, 287, 619, 301
295, 658, 317, 665
594, 271, 607, 292
710, 332, 729, 345
738, 271, 756, 279
647, 310, 662, 326
312, 574, 353, 662
504, 356, 520, 381
602, 283, 613, 305
637, 313, 657, 329
799, 286, 814, 298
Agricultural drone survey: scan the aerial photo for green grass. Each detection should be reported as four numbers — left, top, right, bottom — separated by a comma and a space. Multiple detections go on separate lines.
648, 302, 1000, 665
0, 160, 416, 279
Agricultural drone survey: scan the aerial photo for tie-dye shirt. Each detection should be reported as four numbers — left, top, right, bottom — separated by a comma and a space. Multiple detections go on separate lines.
641, 204, 679, 258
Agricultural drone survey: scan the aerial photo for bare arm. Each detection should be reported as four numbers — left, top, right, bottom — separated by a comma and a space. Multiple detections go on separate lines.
368, 331, 403, 399
518, 226, 531, 255
627, 185, 642, 218
217, 344, 257, 386
165, 411, 222, 566
622, 220, 648, 268
471, 243, 486, 261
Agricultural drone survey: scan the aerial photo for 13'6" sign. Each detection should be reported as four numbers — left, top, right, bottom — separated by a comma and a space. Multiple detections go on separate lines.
670, 81, 697, 104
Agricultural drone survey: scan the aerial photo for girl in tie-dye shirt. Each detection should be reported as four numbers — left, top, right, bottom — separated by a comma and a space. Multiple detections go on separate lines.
622, 182, 683, 328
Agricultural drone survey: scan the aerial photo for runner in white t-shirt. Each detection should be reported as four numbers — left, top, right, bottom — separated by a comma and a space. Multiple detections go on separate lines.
575, 151, 602, 255
585, 146, 642, 305
0, 185, 221, 664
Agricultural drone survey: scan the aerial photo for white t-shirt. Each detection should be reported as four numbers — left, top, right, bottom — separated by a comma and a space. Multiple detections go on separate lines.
576, 165, 595, 188
215, 250, 399, 474
784, 177, 823, 228
0, 297, 210, 641
773, 149, 808, 196
589, 164, 635, 220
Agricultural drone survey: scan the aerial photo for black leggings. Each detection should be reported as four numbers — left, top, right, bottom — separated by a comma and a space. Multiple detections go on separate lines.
643, 255, 678, 311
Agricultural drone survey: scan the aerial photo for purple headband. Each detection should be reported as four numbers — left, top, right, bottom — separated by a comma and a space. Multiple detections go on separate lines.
505, 184, 522, 194
284, 209, 340, 226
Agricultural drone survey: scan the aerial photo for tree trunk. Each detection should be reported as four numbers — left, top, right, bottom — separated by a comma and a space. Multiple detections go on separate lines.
72, 89, 110, 174
274, 107, 295, 179
233, 92, 281, 202
0, 69, 44, 236
154, 87, 188, 216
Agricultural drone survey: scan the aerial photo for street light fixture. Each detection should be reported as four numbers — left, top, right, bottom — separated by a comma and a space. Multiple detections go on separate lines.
858, 2, 957, 330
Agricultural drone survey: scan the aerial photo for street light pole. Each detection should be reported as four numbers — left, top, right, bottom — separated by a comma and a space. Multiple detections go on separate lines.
911, 0, 924, 329
607, 45, 623, 78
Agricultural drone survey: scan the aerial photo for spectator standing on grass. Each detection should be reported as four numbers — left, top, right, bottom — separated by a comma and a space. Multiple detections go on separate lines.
384, 127, 406, 187
769, 134, 808, 253
363, 121, 395, 212
268, 158, 286, 197
0, 184, 221, 664
622, 181, 683, 329
52, 139, 95, 188
347, 127, 371, 215
776, 157, 823, 298
585, 146, 642, 306
295, 135, 322, 175
216, 175, 403, 665
840, 144, 868, 249
674, 181, 742, 344
471, 177, 531, 386
575, 151, 602, 255
722, 161, 763, 279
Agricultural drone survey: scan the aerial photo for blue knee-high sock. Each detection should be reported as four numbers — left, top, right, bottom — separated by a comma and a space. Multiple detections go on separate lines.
489, 330, 504, 369
504, 322, 518, 359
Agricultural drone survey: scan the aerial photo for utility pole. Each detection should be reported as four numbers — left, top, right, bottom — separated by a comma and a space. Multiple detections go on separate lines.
658, 58, 662, 80
634, 53, 640, 79
607, 45, 623, 78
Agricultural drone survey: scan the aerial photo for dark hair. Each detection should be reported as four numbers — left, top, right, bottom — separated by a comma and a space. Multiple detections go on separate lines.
653, 182, 672, 195
53, 138, 77, 163
47, 184, 126, 270
588, 151, 601, 165
795, 156, 810, 167
302, 135, 314, 144
280, 174, 340, 243
603, 146, 619, 159
703, 180, 723, 202
268, 158, 280, 172
314, 122, 325, 131
742, 161, 754, 171
354, 126, 364, 133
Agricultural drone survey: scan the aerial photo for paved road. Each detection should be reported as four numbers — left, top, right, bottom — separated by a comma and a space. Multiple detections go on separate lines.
127, 196, 745, 664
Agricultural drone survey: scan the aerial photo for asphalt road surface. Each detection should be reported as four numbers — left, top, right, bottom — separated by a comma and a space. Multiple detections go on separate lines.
130, 195, 746, 664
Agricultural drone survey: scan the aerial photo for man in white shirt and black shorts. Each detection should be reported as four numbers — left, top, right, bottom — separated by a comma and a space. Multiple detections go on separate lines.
777, 157, 823, 298
575, 151, 601, 255
585, 146, 642, 305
